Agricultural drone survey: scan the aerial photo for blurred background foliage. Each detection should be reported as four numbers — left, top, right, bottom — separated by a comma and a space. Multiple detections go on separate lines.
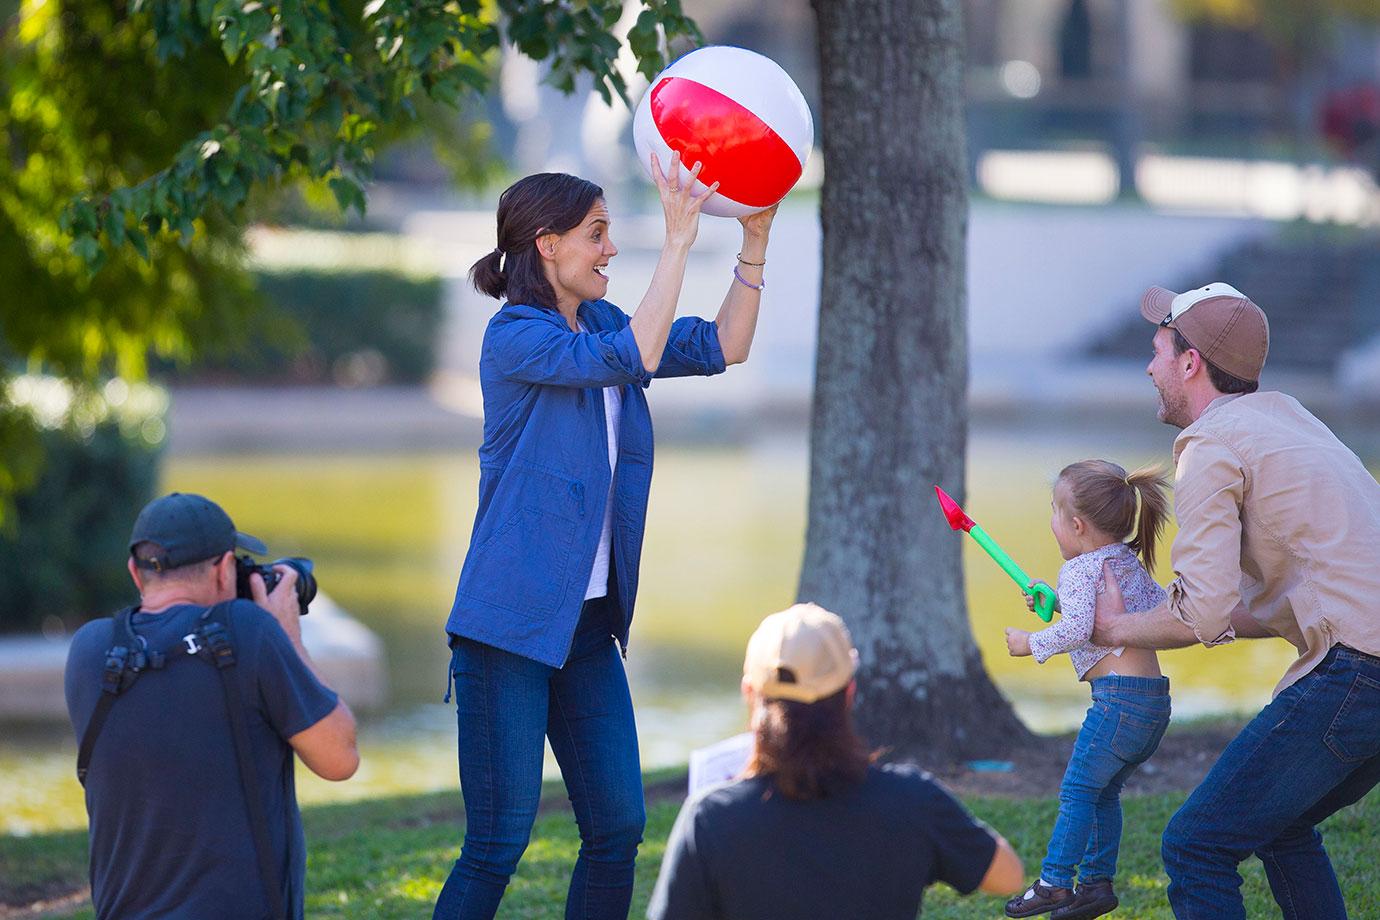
0, 379, 165, 632
155, 269, 445, 386
0, 0, 700, 524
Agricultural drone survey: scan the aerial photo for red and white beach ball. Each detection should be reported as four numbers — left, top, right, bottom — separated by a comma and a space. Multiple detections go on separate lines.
633, 46, 814, 219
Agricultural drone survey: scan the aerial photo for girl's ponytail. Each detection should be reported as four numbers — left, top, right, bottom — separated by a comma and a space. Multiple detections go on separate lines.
1058, 459, 1172, 572
1125, 465, 1171, 572
470, 248, 506, 300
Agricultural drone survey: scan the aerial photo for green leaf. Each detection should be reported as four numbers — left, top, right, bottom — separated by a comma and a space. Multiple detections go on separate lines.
127, 227, 151, 262
103, 211, 127, 248
220, 17, 247, 60
328, 175, 366, 214
72, 236, 103, 269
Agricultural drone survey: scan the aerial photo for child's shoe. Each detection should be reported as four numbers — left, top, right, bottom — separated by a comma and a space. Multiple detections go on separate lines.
1004, 879, 1074, 917
1051, 879, 1119, 920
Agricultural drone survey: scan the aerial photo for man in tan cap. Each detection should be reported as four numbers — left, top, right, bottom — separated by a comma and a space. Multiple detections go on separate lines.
1092, 283, 1380, 920
647, 603, 1024, 919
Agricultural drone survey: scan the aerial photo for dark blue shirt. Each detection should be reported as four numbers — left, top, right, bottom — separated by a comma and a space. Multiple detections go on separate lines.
64, 600, 339, 919
446, 300, 725, 666
648, 764, 999, 920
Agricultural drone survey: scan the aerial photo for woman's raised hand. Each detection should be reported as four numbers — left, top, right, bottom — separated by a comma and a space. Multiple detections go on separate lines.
651, 150, 719, 252
739, 202, 778, 241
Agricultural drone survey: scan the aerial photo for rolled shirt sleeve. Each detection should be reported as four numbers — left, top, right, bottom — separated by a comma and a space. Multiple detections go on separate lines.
489, 311, 651, 388
653, 317, 728, 379
1165, 433, 1247, 646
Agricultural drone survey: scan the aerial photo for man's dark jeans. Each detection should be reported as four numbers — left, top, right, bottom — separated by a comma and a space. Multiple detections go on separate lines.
433, 598, 645, 920
1163, 645, 1380, 919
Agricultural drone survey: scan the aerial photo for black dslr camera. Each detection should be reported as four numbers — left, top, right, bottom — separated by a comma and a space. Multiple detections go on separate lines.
235, 555, 318, 616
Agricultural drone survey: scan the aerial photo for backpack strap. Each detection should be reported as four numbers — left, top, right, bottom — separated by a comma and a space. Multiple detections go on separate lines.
201, 601, 288, 920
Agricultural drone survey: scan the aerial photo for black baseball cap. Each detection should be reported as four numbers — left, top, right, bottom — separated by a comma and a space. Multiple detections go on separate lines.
129, 493, 267, 572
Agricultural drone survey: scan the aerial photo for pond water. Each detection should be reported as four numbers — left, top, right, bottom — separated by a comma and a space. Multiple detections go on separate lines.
7, 418, 1357, 834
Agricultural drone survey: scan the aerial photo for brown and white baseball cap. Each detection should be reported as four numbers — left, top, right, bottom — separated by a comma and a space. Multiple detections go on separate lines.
1141, 282, 1270, 382
743, 603, 859, 704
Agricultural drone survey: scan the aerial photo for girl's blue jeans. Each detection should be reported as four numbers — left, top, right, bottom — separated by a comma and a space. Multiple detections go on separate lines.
1042, 674, 1172, 889
432, 597, 645, 920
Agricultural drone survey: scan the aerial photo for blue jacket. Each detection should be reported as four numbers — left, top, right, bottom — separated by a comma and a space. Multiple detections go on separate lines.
446, 299, 726, 667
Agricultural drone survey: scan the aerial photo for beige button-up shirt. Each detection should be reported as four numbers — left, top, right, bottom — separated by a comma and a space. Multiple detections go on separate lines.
1160, 391, 1380, 695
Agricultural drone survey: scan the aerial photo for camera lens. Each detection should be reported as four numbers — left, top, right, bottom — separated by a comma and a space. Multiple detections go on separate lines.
276, 558, 317, 613
234, 554, 318, 616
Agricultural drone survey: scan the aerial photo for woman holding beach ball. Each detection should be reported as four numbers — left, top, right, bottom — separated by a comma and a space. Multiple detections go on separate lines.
433, 150, 777, 919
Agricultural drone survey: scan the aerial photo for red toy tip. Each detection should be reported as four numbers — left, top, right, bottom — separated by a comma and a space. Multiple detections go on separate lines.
934, 486, 975, 532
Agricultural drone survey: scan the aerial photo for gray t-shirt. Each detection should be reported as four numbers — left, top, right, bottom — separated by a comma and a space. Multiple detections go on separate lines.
648, 763, 997, 920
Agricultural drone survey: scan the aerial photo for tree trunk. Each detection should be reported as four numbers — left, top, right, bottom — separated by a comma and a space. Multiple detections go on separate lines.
801, 0, 1033, 762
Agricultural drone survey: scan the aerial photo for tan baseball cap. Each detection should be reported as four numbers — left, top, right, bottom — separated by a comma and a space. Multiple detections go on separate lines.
1141, 282, 1270, 383
743, 603, 859, 704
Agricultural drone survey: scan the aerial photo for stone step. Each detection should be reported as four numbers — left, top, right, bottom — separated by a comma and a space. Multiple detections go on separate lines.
1091, 235, 1380, 377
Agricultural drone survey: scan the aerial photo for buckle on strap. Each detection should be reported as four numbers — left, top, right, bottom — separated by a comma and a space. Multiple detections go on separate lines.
100, 645, 152, 695
201, 622, 236, 669
100, 644, 152, 695
101, 646, 131, 695
182, 633, 202, 655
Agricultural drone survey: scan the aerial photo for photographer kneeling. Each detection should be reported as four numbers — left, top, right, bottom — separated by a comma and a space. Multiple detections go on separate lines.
64, 493, 359, 920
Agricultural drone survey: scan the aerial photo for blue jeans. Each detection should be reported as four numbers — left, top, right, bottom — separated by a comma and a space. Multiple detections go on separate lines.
432, 598, 646, 920
1163, 645, 1380, 920
1042, 674, 1171, 889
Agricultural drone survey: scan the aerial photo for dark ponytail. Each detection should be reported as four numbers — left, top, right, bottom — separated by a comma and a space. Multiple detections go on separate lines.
469, 172, 605, 309
470, 248, 506, 299
745, 687, 874, 801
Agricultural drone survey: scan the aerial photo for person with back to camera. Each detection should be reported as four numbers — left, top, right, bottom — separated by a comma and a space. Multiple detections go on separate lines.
433, 152, 777, 920
63, 492, 359, 920
1002, 461, 1173, 920
1090, 283, 1380, 920
647, 603, 1026, 920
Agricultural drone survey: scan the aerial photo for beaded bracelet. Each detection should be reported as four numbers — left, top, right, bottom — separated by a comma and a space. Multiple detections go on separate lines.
733, 264, 765, 291
736, 252, 766, 267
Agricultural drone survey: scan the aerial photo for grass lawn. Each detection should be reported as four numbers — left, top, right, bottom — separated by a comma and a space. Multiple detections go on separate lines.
6, 767, 1379, 919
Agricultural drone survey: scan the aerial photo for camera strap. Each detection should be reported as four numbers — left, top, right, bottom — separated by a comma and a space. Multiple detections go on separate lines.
75, 605, 142, 787
76, 602, 288, 920
205, 604, 288, 920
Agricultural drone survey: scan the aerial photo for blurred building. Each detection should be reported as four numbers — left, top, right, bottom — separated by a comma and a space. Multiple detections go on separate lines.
404, 0, 1380, 204
964, 0, 1380, 196
367, 0, 1380, 414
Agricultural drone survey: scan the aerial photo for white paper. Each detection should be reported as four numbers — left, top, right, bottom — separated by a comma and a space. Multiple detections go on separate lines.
687, 732, 754, 797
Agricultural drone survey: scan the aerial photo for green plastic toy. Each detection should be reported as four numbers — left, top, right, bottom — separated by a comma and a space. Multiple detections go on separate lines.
934, 485, 1060, 622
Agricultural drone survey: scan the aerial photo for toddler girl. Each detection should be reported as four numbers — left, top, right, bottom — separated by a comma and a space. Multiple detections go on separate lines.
1003, 460, 1172, 920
